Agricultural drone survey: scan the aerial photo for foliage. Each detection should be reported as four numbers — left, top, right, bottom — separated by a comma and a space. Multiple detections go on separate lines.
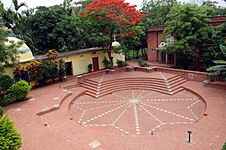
4, 80, 31, 102
0, 75, 14, 96
202, 24, 225, 67
123, 48, 147, 60
35, 60, 54, 85
138, 60, 148, 67
34, 59, 66, 85
222, 142, 226, 150
207, 45, 226, 81
0, 0, 27, 29
63, 0, 93, 15
82, 0, 146, 64
102, 57, 112, 69
140, 0, 176, 27
116, 60, 126, 68
0, 115, 22, 150
87, 64, 92, 72
0, 30, 21, 67
25, 60, 41, 81
164, 3, 211, 69
29, 5, 69, 53
54, 15, 102, 50
202, 1, 226, 16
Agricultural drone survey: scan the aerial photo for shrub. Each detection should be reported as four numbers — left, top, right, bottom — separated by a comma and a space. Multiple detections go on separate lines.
223, 142, 226, 150
4, 80, 31, 102
0, 115, 22, 150
0, 75, 14, 95
138, 60, 148, 67
102, 57, 112, 69
88, 64, 93, 72
207, 45, 226, 81
117, 60, 126, 68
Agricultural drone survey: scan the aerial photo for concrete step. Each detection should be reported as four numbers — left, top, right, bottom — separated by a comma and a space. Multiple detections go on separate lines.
169, 79, 187, 89
172, 87, 184, 95
167, 75, 181, 82
101, 77, 164, 86
83, 78, 99, 85
84, 91, 97, 98
100, 83, 167, 92
81, 82, 98, 89
99, 84, 169, 94
100, 81, 166, 90
80, 84, 98, 92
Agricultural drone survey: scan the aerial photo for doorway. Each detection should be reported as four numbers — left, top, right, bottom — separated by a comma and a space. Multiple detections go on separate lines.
169, 53, 174, 64
92, 57, 99, 71
161, 52, 166, 64
65, 61, 73, 75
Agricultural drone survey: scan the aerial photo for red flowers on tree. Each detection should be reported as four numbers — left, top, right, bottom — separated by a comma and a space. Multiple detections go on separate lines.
81, 0, 146, 65
82, 0, 146, 34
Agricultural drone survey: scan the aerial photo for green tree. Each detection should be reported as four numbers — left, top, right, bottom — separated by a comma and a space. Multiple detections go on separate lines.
0, 29, 21, 72
203, 24, 225, 67
29, 5, 69, 53
140, 0, 176, 27
0, 74, 14, 96
1, 0, 27, 29
164, 3, 211, 69
202, 0, 226, 16
0, 115, 22, 150
82, 0, 146, 65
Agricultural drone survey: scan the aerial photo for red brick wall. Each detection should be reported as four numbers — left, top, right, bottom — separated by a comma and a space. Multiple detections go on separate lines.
133, 66, 208, 82
148, 31, 163, 62
157, 31, 163, 46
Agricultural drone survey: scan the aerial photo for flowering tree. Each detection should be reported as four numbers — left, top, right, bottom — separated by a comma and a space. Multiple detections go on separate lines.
81, 0, 146, 65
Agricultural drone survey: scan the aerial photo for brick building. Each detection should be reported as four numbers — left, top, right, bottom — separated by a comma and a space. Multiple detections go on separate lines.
147, 16, 226, 66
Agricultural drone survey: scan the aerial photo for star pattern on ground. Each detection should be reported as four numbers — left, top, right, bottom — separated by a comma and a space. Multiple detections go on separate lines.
71, 90, 206, 135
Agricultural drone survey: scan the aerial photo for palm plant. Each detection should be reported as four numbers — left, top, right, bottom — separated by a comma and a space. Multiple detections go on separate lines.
1, 0, 27, 28
207, 44, 226, 81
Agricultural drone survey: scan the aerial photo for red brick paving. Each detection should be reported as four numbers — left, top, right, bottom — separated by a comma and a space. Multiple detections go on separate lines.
4, 71, 226, 150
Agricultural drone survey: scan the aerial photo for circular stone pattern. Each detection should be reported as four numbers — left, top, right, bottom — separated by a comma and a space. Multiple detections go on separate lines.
70, 90, 206, 135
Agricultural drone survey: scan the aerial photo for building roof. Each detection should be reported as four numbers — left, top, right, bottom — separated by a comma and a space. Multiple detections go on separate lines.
147, 26, 165, 32
208, 15, 226, 26
34, 47, 105, 60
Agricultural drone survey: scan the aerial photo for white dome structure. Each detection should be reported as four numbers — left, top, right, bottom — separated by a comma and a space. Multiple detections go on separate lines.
112, 41, 120, 47
112, 34, 120, 48
6, 37, 35, 63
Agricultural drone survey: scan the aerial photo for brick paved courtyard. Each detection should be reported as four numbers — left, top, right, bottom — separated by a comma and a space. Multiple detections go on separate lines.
4, 70, 226, 150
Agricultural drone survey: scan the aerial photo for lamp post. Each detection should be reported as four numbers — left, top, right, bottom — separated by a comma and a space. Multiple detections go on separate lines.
187, 129, 192, 143
112, 34, 120, 48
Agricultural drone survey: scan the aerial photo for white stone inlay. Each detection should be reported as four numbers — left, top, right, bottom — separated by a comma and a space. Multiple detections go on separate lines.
73, 89, 204, 135
88, 140, 101, 149
13, 108, 22, 112
53, 97, 60, 100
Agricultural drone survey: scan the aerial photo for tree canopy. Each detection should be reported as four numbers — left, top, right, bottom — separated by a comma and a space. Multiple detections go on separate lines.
164, 3, 211, 69
0, 29, 21, 72
140, 0, 176, 27
81, 0, 146, 64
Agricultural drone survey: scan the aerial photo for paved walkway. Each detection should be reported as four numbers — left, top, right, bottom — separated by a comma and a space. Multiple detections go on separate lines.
4, 71, 226, 150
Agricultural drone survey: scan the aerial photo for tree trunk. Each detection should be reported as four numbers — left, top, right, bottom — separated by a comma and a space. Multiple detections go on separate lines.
108, 28, 114, 66
136, 49, 139, 59
143, 49, 148, 60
